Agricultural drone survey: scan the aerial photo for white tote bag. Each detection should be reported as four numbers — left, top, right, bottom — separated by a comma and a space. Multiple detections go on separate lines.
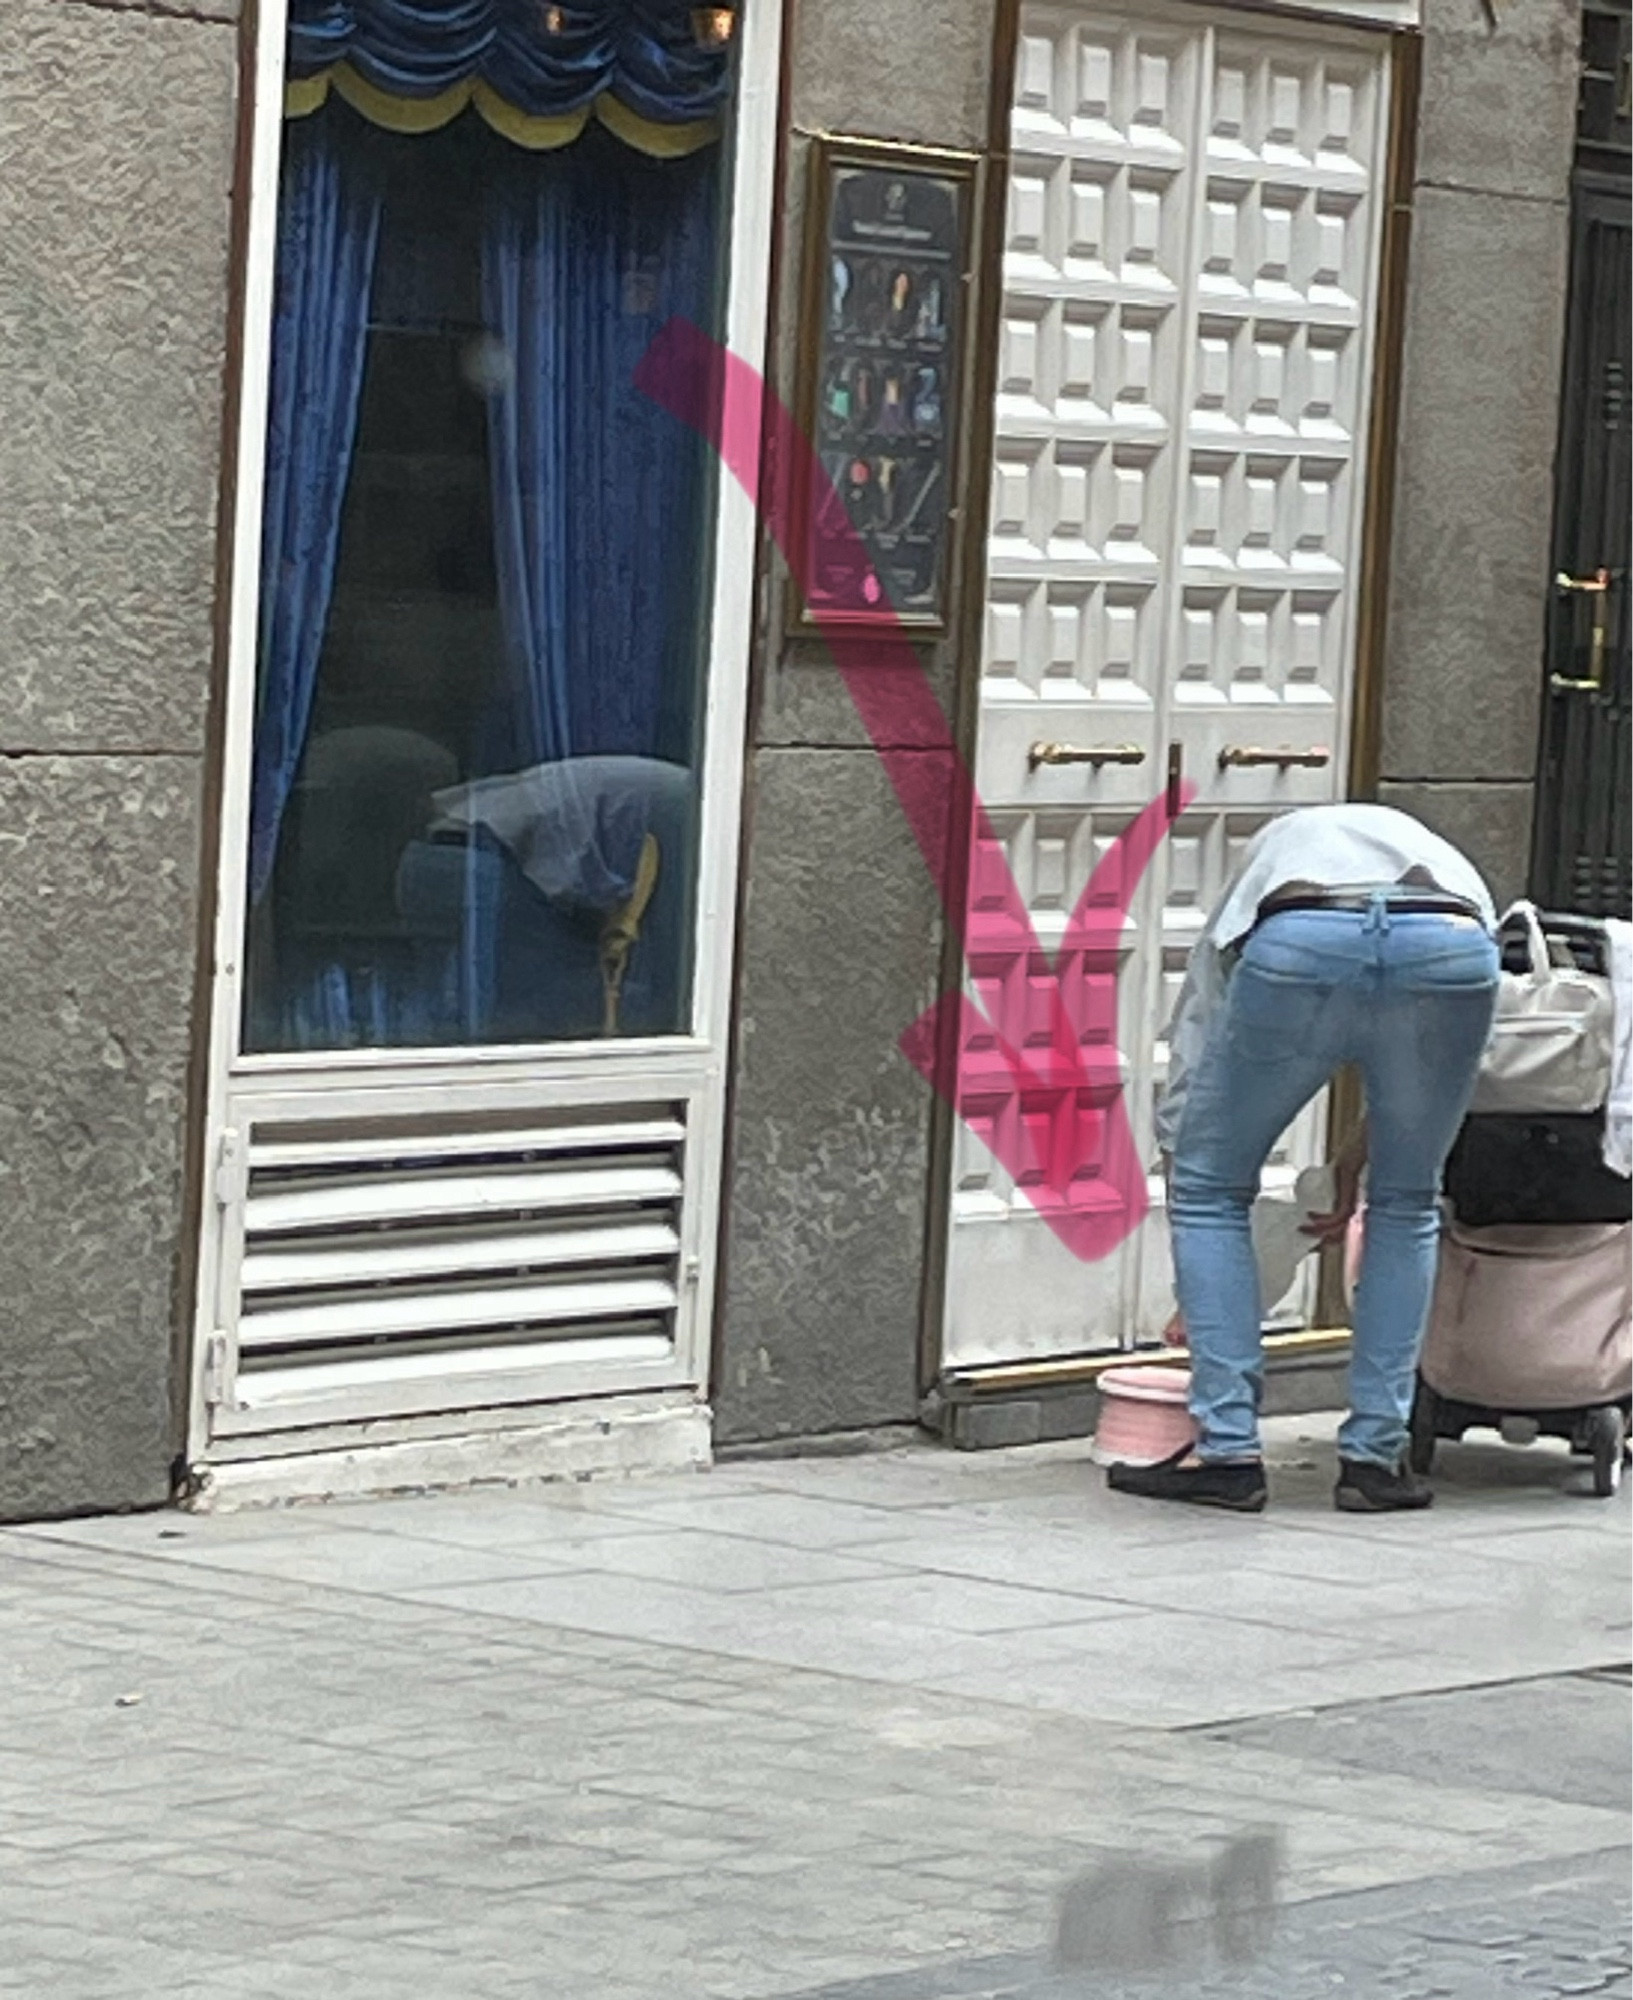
1469, 902, 1614, 1116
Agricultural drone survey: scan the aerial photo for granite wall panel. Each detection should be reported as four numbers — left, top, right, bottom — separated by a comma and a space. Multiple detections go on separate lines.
0, 757, 205, 1518
1415, 0, 1577, 203
0, 0, 234, 1514
712, 0, 998, 1442
1378, 186, 1570, 788
715, 748, 948, 1443
0, 0, 236, 752
1374, 0, 1576, 898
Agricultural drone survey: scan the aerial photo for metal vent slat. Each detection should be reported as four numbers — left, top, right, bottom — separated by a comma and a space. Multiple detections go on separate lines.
240, 1274, 678, 1351
250, 1117, 686, 1171
247, 1163, 682, 1236
236, 1330, 675, 1411
242, 1219, 680, 1294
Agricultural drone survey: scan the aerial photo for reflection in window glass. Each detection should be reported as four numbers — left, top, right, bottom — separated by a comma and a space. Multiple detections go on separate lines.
243, 76, 729, 1053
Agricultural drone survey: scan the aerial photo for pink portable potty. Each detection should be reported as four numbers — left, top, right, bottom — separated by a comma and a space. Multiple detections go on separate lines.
1093, 1365, 1197, 1466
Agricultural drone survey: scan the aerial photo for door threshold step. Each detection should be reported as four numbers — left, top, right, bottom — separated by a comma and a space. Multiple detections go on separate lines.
934, 1335, 1352, 1451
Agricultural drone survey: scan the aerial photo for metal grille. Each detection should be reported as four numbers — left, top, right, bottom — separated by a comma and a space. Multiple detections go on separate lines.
235, 1107, 686, 1387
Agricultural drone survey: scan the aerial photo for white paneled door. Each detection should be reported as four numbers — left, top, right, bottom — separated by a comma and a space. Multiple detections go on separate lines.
942, 1, 1392, 1371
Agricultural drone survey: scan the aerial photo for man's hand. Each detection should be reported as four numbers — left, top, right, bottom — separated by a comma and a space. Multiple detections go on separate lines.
1300, 1123, 1366, 1245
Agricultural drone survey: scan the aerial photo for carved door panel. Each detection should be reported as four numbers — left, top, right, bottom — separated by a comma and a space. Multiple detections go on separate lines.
944, 2, 1390, 1374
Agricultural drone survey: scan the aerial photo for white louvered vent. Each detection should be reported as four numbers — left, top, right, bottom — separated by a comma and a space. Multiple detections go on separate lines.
235, 1105, 686, 1386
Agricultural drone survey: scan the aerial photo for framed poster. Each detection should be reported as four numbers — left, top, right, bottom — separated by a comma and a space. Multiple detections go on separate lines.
792, 136, 979, 636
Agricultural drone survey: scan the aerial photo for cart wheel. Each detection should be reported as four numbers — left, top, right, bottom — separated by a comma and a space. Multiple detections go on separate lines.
1408, 1382, 1437, 1477
1588, 1407, 1626, 1498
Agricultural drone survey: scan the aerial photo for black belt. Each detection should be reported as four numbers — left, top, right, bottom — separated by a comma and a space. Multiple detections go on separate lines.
1257, 891, 1484, 923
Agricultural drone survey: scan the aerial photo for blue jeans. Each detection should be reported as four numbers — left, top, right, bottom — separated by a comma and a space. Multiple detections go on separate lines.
1171, 895, 1499, 1467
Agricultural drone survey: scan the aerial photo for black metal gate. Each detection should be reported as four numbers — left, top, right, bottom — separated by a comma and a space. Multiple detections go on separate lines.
1531, 0, 1632, 917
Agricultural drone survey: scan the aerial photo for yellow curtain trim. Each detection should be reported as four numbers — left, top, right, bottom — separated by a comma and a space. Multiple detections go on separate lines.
594, 94, 721, 157
284, 71, 331, 119
334, 65, 474, 135
284, 64, 719, 157
469, 80, 592, 152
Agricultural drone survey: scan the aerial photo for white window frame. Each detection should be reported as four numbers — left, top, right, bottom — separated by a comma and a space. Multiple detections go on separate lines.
188, 0, 785, 1460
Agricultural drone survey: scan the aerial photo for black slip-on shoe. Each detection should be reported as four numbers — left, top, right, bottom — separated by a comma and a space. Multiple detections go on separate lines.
1335, 1456, 1434, 1512
1107, 1442, 1267, 1513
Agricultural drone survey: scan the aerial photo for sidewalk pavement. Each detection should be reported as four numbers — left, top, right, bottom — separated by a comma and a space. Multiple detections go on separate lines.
0, 1412, 1627, 1999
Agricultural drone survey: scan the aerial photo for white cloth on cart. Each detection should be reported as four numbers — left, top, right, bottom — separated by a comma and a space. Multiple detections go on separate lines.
1604, 918, 1633, 1177
1249, 1166, 1337, 1313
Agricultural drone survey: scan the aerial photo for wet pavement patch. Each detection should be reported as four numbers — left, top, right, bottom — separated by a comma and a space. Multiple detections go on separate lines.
763, 1847, 1632, 2000
1199, 1668, 1633, 1814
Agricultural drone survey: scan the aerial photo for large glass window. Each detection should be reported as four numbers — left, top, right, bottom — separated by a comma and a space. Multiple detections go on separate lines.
242, 6, 735, 1052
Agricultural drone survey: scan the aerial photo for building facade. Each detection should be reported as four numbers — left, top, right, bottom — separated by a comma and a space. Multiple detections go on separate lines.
0, 0, 1621, 1518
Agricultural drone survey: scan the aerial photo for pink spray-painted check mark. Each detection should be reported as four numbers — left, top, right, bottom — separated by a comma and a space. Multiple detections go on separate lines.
637, 319, 1195, 1261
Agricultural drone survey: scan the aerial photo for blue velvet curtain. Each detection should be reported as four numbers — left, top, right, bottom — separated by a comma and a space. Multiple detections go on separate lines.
249, 9, 725, 1048
481, 133, 717, 899
287, 0, 732, 124
249, 114, 382, 905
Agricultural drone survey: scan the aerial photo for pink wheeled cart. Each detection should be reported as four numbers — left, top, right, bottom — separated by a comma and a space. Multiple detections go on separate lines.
1411, 1220, 1631, 1497
1413, 907, 1632, 1497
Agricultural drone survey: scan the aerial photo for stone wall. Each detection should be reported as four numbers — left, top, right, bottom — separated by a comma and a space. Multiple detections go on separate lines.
0, 0, 1584, 1487
712, 0, 997, 1442
1376, 0, 1579, 901
0, 0, 237, 1516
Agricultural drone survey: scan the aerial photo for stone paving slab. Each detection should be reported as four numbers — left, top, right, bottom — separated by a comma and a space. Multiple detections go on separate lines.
0, 1416, 1626, 1998
14, 1416, 1630, 1728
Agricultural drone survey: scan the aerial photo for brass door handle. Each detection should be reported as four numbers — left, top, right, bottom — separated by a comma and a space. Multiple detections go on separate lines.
1028, 741, 1147, 771
1217, 745, 1332, 771
1551, 567, 1613, 692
